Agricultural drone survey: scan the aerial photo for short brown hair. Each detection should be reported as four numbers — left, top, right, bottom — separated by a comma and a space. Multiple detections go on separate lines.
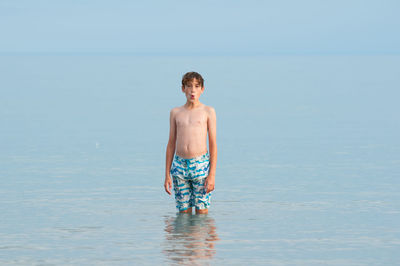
182, 72, 204, 87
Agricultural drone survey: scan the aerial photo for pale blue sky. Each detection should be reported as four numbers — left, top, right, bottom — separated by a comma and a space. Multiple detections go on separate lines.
0, 0, 399, 55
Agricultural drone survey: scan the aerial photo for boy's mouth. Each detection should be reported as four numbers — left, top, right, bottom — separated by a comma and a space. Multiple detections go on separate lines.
190, 95, 195, 99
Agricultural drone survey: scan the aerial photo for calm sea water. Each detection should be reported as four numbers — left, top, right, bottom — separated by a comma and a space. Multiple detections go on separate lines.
1, 54, 399, 265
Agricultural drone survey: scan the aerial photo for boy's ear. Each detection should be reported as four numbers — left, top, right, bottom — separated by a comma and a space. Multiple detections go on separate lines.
181, 85, 185, 92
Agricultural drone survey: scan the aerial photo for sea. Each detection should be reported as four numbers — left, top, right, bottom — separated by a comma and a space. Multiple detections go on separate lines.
0, 54, 399, 265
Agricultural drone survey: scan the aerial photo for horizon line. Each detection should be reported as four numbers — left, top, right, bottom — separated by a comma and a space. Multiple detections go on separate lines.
1, 51, 399, 57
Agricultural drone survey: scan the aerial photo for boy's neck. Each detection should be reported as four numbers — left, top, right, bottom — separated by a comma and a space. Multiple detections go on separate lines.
184, 101, 202, 110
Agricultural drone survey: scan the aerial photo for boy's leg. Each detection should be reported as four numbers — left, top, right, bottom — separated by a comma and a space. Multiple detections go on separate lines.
180, 207, 193, 214
172, 176, 193, 212
193, 177, 212, 214
195, 208, 208, 214
190, 154, 211, 214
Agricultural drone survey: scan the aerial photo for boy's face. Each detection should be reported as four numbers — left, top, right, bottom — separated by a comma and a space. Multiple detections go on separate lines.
182, 78, 204, 102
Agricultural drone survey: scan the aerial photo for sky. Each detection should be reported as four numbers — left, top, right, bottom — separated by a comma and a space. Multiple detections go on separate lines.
0, 0, 399, 55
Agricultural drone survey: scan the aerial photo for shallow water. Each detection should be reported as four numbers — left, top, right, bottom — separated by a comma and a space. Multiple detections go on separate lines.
1, 55, 399, 265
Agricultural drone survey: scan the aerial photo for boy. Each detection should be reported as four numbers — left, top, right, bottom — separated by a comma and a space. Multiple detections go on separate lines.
164, 72, 217, 214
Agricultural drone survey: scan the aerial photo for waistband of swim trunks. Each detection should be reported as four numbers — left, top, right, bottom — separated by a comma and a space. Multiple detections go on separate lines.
174, 152, 209, 164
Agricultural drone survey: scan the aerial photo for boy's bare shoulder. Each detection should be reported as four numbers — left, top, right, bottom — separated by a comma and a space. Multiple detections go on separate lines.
203, 105, 216, 116
170, 106, 183, 116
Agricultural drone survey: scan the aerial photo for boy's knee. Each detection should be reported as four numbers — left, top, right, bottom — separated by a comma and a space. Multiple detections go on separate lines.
196, 208, 208, 214
180, 208, 192, 213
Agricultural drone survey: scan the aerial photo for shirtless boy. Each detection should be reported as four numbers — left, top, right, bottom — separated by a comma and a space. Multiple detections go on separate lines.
164, 72, 217, 214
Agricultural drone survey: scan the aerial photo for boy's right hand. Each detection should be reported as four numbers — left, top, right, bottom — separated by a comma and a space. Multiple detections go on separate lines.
164, 177, 172, 195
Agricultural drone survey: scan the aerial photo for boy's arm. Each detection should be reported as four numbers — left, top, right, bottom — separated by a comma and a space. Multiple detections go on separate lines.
164, 109, 177, 195
205, 107, 217, 193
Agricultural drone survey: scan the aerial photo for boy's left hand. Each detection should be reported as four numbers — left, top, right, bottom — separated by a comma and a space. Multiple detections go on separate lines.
205, 176, 215, 193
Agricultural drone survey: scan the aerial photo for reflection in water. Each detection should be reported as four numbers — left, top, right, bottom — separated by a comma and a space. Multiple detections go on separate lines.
163, 213, 219, 265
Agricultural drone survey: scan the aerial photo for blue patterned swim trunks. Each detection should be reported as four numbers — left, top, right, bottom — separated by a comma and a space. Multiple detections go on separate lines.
170, 152, 211, 211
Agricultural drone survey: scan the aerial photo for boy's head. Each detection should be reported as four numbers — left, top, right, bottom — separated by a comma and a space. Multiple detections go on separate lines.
181, 72, 205, 103
182, 72, 204, 88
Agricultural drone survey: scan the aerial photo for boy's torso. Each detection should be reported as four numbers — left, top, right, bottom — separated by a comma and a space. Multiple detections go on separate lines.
174, 105, 209, 159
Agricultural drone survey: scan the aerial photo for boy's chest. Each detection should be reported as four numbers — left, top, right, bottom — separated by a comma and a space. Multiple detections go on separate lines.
176, 112, 207, 128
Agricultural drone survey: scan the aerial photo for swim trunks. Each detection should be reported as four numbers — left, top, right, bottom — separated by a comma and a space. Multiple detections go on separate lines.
170, 152, 211, 211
